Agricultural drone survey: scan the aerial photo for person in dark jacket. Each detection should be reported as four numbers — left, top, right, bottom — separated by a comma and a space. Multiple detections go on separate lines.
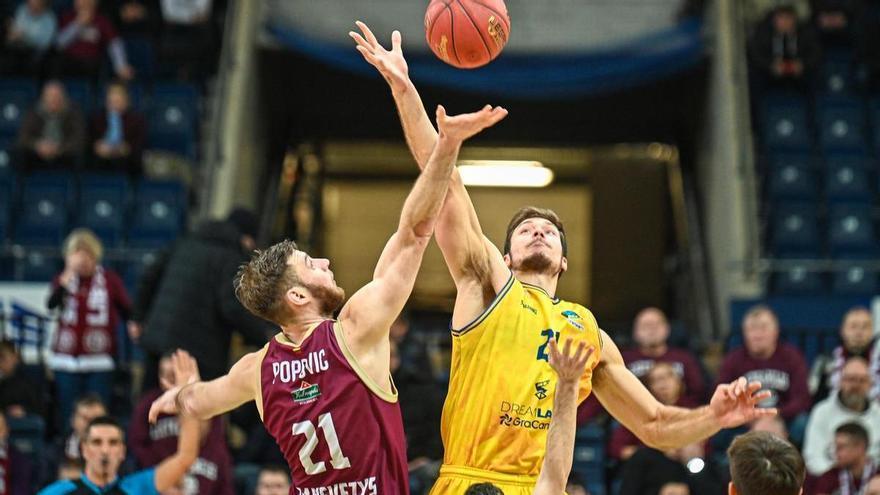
16, 80, 85, 172
748, 5, 821, 89
0, 340, 44, 419
88, 81, 146, 177
130, 208, 274, 389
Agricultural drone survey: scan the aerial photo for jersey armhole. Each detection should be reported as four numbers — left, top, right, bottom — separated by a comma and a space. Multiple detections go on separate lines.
254, 342, 271, 421
333, 321, 399, 404
451, 271, 515, 337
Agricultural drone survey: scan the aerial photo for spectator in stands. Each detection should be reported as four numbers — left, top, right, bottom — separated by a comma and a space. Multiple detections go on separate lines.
718, 305, 811, 441
254, 465, 290, 495
748, 5, 820, 88
391, 341, 443, 493
803, 357, 880, 476
56, 459, 82, 481
158, 0, 214, 80
0, 0, 56, 76
621, 307, 706, 404
749, 415, 789, 440
814, 423, 879, 495
856, 7, 880, 90
16, 80, 85, 172
0, 340, 44, 418
609, 362, 698, 461
810, 307, 879, 402
0, 411, 33, 495
618, 441, 725, 495
38, 413, 199, 494
49, 394, 106, 476
811, 0, 858, 41
131, 208, 273, 388
128, 351, 234, 494
47, 229, 131, 426
658, 482, 689, 495
53, 0, 134, 81
743, 0, 811, 29
868, 475, 880, 495
89, 81, 146, 177
103, 0, 158, 37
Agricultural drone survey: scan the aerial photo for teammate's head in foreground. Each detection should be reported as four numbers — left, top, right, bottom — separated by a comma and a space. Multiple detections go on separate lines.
235, 240, 345, 324
464, 483, 502, 495
727, 431, 805, 495
503, 206, 567, 279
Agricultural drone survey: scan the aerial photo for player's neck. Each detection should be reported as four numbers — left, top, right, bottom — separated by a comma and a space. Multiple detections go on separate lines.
849, 458, 868, 478
281, 315, 328, 344
513, 270, 559, 298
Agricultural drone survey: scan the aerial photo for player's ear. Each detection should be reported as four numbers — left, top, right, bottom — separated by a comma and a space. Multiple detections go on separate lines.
286, 286, 310, 308
727, 482, 736, 495
559, 256, 568, 273
503, 253, 512, 268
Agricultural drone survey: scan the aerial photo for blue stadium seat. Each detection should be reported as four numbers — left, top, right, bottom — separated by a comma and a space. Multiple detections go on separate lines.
829, 203, 876, 254
14, 173, 75, 247
0, 194, 8, 243
770, 203, 821, 255
818, 58, 855, 97
15, 251, 62, 282
832, 261, 878, 294
818, 100, 867, 153
147, 85, 198, 159
826, 161, 872, 202
124, 37, 156, 82
128, 180, 186, 248
770, 263, 826, 295
0, 79, 37, 138
759, 94, 811, 151
767, 160, 817, 200
77, 173, 130, 247
62, 78, 94, 115
0, 137, 16, 181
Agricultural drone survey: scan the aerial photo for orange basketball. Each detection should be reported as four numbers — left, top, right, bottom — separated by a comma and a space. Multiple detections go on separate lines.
425, 0, 511, 69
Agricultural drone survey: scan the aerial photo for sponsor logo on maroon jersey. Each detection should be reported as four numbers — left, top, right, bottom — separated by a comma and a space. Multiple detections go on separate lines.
293, 381, 321, 405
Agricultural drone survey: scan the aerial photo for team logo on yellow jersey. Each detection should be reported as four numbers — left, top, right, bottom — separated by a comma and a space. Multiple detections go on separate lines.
561, 310, 584, 330
534, 380, 550, 400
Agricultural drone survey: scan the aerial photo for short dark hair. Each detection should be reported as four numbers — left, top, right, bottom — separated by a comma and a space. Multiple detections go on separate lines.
728, 431, 805, 495
258, 464, 290, 482
503, 206, 567, 256
83, 416, 124, 440
74, 394, 106, 412
465, 483, 504, 495
0, 340, 16, 355
235, 239, 300, 324
836, 422, 870, 449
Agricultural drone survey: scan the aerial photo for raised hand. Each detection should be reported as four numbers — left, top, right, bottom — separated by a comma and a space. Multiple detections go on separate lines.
709, 377, 777, 428
436, 104, 508, 143
149, 350, 202, 423
350, 21, 409, 91
547, 337, 593, 383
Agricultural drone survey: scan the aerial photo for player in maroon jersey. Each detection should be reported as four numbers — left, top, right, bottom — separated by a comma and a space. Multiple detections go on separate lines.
147, 102, 508, 494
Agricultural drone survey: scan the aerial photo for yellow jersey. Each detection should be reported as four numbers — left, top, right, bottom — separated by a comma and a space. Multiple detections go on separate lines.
438, 273, 603, 479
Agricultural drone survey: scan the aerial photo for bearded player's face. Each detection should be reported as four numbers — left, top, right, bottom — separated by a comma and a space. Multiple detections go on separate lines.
293, 251, 345, 315
506, 218, 565, 275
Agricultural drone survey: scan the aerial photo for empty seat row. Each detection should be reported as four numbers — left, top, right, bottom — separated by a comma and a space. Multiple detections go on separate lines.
765, 154, 876, 201
759, 95, 880, 153
0, 172, 187, 249
769, 202, 878, 256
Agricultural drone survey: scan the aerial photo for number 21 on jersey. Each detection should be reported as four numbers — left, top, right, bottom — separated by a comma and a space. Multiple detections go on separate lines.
536, 328, 560, 362
292, 413, 351, 475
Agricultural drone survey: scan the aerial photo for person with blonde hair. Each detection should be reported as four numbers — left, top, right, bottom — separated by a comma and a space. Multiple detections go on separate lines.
47, 228, 132, 426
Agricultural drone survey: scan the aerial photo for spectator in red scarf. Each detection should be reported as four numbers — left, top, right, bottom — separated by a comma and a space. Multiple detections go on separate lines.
47, 229, 132, 427
815, 423, 879, 495
810, 307, 879, 402
128, 352, 234, 494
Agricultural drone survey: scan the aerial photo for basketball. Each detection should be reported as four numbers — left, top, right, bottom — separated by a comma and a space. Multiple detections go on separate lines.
425, 0, 511, 69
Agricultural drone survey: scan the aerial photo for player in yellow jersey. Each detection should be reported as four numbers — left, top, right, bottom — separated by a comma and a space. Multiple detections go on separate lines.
351, 22, 776, 495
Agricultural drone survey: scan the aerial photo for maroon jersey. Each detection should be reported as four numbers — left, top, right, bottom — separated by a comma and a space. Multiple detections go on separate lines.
259, 320, 408, 494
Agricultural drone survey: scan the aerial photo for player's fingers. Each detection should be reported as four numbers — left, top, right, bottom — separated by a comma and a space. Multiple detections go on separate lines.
436, 105, 447, 122
547, 336, 560, 362
756, 407, 778, 417
355, 46, 379, 65
581, 346, 596, 366
488, 107, 508, 125
349, 32, 371, 51
148, 402, 160, 424
746, 381, 762, 394
356, 20, 380, 47
391, 30, 402, 52
561, 337, 572, 358
751, 390, 772, 402
572, 341, 587, 362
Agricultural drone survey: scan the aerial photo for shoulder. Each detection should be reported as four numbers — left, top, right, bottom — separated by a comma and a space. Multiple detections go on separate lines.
778, 343, 807, 360
37, 480, 78, 495
121, 468, 157, 494
815, 468, 839, 488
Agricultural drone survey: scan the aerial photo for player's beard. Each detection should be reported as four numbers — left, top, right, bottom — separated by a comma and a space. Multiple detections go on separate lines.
515, 252, 561, 276
306, 282, 346, 317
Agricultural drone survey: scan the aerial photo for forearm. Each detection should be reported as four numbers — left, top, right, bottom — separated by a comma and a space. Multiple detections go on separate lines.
154, 413, 199, 491
534, 379, 578, 495
645, 404, 721, 450
399, 137, 461, 238
391, 81, 438, 169
56, 22, 81, 48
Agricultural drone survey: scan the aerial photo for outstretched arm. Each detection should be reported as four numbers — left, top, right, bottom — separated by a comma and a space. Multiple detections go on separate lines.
533, 339, 594, 495
152, 352, 202, 492
351, 23, 510, 300
148, 349, 260, 423
339, 105, 507, 348
592, 331, 776, 450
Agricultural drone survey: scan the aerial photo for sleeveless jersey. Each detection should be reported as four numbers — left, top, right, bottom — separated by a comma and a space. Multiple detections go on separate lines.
439, 274, 603, 478
258, 320, 409, 495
